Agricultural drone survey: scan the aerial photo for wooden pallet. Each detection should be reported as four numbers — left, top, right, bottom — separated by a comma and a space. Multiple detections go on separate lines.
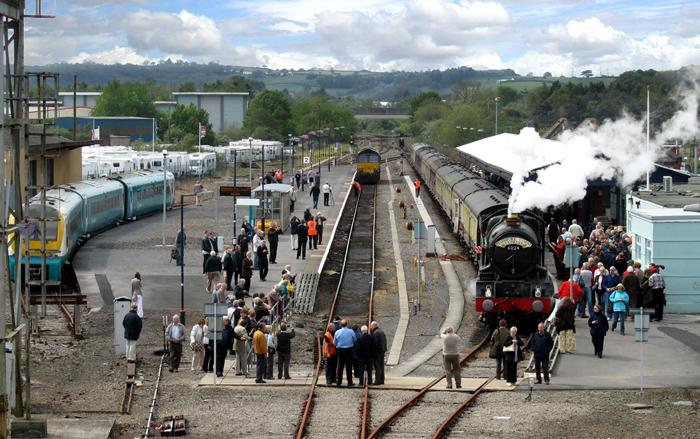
292, 273, 319, 314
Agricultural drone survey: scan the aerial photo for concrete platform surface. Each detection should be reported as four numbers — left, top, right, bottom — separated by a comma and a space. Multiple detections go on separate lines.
549, 313, 700, 389
45, 418, 115, 439
74, 164, 356, 317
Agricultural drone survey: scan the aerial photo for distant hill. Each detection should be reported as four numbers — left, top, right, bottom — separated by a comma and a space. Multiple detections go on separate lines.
30, 62, 548, 100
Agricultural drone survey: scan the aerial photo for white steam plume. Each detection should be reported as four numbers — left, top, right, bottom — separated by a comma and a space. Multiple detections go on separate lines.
508, 77, 700, 215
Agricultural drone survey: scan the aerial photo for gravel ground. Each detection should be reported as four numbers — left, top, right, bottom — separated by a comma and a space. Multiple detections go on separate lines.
23, 155, 700, 438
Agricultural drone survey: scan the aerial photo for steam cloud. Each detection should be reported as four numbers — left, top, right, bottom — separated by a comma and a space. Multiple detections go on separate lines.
508, 75, 700, 215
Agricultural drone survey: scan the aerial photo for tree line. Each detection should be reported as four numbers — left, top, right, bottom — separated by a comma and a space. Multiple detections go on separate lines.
399, 67, 698, 154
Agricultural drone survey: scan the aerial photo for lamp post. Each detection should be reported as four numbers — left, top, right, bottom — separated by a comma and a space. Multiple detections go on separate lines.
248, 136, 253, 223
261, 144, 266, 235
495, 97, 500, 135
248, 137, 253, 185
288, 133, 292, 183
334, 126, 344, 166
324, 127, 330, 172
162, 149, 168, 246
463, 127, 468, 143
317, 130, 322, 175
478, 128, 484, 139
233, 148, 237, 239
301, 135, 306, 192
470, 127, 475, 142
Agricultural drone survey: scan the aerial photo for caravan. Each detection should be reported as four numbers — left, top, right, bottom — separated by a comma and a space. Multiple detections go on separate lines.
188, 152, 217, 176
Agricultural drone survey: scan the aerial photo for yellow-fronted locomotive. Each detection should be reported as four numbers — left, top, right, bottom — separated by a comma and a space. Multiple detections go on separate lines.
355, 147, 381, 184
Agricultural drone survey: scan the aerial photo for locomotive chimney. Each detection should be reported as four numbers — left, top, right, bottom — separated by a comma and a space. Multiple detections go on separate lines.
505, 213, 521, 226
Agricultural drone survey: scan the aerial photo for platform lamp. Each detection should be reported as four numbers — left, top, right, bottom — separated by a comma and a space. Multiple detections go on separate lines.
301, 134, 306, 192
233, 147, 237, 239
248, 136, 253, 223
334, 126, 344, 166
261, 144, 266, 235
288, 133, 293, 182
495, 97, 500, 135
323, 127, 330, 172
318, 129, 323, 174
162, 149, 168, 246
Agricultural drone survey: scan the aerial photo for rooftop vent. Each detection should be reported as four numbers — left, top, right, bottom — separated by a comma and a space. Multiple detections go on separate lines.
663, 176, 672, 192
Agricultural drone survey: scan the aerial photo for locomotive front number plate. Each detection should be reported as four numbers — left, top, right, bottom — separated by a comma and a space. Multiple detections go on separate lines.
495, 237, 532, 249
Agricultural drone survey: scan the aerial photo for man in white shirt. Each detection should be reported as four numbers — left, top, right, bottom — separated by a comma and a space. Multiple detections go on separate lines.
322, 182, 332, 206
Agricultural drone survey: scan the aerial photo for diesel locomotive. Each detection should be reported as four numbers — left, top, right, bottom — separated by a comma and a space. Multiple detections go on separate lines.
10, 170, 175, 283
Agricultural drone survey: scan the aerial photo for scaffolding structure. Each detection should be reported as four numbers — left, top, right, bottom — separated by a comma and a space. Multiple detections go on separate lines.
0, 1, 56, 436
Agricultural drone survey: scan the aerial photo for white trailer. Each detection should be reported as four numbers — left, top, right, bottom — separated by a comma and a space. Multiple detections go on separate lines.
188, 152, 217, 176
82, 160, 99, 179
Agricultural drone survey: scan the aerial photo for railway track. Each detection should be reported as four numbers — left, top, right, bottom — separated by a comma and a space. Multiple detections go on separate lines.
296, 184, 378, 439
367, 332, 534, 439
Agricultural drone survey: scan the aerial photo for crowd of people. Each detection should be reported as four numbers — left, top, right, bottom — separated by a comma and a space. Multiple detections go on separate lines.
162, 261, 298, 379
547, 213, 667, 358
322, 318, 388, 387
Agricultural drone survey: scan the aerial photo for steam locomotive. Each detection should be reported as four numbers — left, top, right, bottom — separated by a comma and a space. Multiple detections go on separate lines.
408, 143, 555, 329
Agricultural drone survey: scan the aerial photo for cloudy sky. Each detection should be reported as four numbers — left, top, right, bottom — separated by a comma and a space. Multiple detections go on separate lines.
24, 0, 700, 76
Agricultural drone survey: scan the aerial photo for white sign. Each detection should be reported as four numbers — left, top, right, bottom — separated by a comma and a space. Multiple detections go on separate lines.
237, 199, 260, 206
303, 156, 310, 164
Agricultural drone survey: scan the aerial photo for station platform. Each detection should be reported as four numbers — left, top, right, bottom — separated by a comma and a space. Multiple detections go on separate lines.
543, 313, 700, 389
74, 163, 357, 315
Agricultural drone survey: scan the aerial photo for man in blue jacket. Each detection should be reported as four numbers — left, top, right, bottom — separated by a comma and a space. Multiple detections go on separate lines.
122, 303, 142, 363
532, 323, 553, 384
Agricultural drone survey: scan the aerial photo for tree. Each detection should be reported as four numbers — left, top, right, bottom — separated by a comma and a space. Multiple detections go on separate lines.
91, 80, 158, 118
543, 72, 553, 78
581, 70, 593, 78
168, 103, 214, 144
452, 80, 482, 104
242, 89, 293, 139
407, 91, 442, 118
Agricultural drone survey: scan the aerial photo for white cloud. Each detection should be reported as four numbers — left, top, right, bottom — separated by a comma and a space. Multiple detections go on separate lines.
310, 0, 512, 70
67, 46, 184, 65
116, 9, 225, 56
540, 18, 629, 65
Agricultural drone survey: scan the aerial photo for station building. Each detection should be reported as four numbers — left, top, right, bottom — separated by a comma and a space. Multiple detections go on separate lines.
2, 125, 94, 202
626, 178, 700, 314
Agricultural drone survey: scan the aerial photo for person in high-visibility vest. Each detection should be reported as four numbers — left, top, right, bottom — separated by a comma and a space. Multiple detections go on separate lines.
353, 181, 361, 197
307, 217, 318, 250
415, 179, 421, 198
323, 325, 338, 385
275, 170, 282, 183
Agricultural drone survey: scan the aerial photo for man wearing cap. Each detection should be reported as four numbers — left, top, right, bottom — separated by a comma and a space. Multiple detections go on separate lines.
649, 267, 666, 321
322, 182, 332, 206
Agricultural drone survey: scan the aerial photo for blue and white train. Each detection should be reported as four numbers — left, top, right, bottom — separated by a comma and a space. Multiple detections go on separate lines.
10, 170, 175, 282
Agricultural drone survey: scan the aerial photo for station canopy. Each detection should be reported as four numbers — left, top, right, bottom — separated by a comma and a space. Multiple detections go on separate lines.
456, 133, 565, 182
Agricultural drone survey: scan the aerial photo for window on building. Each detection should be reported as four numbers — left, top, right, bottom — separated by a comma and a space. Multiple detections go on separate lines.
645, 238, 652, 266
635, 235, 642, 261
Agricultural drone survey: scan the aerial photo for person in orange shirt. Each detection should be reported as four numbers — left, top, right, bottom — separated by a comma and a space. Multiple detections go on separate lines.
353, 181, 361, 197
307, 217, 318, 250
415, 179, 421, 197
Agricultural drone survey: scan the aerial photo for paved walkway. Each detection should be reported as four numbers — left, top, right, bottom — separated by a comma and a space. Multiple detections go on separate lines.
389, 176, 464, 377
74, 163, 357, 318
546, 313, 700, 389
384, 167, 410, 366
